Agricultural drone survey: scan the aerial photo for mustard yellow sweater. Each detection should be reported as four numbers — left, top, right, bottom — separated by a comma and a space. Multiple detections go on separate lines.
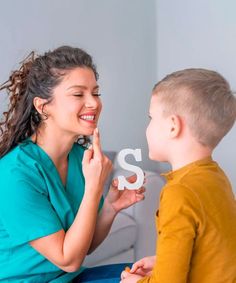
138, 157, 236, 283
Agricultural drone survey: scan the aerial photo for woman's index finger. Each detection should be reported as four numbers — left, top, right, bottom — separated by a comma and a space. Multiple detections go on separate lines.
92, 128, 102, 160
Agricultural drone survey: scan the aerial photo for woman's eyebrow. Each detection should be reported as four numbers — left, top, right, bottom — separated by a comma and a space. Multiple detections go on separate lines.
67, 85, 99, 90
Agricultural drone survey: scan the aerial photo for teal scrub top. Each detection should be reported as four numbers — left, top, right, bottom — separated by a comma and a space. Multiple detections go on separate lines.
0, 139, 104, 283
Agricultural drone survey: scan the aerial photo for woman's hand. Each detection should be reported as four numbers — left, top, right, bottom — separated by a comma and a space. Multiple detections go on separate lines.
105, 174, 146, 214
82, 128, 113, 197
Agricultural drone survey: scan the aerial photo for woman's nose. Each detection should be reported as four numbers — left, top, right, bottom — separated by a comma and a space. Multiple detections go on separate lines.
84, 95, 99, 109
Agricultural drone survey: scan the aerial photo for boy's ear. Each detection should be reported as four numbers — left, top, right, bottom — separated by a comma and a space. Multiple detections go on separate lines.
168, 115, 182, 138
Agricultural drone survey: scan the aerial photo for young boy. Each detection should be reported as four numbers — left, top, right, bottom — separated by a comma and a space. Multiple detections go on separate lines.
121, 69, 236, 283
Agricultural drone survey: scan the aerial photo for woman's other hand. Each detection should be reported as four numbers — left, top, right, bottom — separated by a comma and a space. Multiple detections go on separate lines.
105, 174, 146, 213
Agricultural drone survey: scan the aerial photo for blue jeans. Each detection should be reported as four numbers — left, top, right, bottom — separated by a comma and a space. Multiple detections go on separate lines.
72, 263, 132, 283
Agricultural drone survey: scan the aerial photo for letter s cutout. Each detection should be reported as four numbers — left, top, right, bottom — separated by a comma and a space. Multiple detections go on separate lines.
117, 148, 144, 190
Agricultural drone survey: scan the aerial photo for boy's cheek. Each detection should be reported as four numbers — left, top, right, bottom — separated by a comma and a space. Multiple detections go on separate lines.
147, 139, 157, 160
149, 149, 163, 161
148, 150, 155, 160
146, 125, 152, 142
148, 138, 167, 161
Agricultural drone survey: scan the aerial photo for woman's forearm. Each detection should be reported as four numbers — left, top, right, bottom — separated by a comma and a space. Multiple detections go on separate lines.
30, 188, 103, 272
88, 198, 118, 253
62, 190, 102, 269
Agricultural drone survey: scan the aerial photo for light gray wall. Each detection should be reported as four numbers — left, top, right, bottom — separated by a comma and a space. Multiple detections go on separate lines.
1, 1, 235, 191
156, 0, 236, 193
0, 0, 158, 171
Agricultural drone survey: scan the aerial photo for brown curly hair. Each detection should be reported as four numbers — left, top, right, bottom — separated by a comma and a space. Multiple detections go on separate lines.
0, 46, 98, 157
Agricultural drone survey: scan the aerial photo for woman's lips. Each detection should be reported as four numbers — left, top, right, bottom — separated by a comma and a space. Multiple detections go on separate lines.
79, 114, 96, 124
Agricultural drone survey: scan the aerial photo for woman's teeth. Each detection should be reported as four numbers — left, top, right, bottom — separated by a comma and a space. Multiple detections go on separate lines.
80, 115, 95, 121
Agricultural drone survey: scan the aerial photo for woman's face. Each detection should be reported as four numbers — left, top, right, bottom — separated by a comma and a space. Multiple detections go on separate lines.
45, 67, 102, 138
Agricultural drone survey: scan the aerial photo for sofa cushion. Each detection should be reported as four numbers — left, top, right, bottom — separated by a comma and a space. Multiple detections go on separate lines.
84, 212, 137, 266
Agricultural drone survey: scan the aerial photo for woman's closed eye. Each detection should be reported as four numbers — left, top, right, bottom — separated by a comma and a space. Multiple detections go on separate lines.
73, 93, 101, 97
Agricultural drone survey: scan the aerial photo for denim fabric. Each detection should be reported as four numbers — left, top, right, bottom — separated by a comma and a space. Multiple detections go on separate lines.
72, 263, 132, 283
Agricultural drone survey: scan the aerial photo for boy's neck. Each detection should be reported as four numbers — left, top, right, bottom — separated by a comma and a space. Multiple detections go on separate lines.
169, 147, 213, 171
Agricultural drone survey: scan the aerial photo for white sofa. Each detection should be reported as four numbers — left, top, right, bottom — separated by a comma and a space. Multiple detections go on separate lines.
84, 170, 165, 267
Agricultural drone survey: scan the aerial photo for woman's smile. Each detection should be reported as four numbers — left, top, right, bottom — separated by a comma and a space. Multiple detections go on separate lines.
79, 112, 97, 125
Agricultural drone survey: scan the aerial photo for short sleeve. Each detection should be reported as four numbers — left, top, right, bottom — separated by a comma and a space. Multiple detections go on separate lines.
0, 170, 63, 246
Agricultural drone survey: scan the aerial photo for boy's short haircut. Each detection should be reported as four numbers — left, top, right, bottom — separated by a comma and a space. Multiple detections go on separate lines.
153, 68, 236, 148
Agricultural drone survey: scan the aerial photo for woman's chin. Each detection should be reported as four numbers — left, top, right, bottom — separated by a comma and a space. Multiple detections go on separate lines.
79, 127, 96, 137
77, 119, 99, 135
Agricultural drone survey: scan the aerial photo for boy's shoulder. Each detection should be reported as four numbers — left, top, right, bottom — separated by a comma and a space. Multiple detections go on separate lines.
163, 157, 224, 187
161, 182, 198, 205
161, 158, 232, 208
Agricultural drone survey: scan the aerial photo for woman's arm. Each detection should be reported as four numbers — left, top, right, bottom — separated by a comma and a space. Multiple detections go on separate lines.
87, 198, 117, 254
30, 129, 113, 272
88, 177, 145, 253
30, 190, 102, 272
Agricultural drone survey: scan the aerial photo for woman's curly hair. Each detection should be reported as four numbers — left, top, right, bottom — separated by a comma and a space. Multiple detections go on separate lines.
0, 46, 98, 157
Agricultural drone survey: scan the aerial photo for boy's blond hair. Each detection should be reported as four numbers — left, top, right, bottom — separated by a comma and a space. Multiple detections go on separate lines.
153, 68, 236, 148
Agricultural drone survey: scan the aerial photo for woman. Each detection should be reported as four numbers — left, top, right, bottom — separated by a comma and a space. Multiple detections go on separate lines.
0, 46, 145, 282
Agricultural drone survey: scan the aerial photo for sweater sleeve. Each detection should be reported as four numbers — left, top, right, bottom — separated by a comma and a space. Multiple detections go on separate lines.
138, 184, 203, 283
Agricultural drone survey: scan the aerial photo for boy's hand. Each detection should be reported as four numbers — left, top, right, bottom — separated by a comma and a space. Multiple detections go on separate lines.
120, 271, 143, 282
130, 256, 156, 277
